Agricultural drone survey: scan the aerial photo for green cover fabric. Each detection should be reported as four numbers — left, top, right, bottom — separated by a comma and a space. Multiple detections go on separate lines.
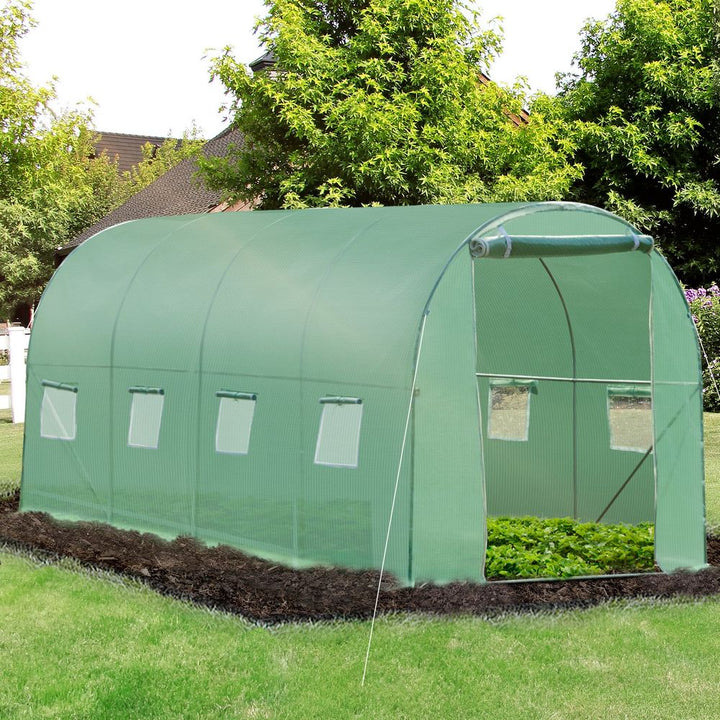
20, 202, 706, 583
650, 252, 706, 571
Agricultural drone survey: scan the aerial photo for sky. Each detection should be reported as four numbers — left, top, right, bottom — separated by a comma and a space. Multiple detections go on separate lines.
19, 0, 617, 140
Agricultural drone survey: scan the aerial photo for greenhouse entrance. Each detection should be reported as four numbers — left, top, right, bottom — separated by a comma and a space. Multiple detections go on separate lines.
473, 235, 657, 579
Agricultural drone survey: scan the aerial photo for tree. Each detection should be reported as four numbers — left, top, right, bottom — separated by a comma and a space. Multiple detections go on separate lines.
558, 0, 720, 284
0, 1, 203, 321
201, 0, 581, 209
0, 1, 122, 319
113, 129, 205, 207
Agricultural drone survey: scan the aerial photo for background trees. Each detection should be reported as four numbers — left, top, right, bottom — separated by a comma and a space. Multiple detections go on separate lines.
558, 0, 720, 284
0, 2, 116, 318
116, 131, 204, 207
204, 0, 720, 287
0, 1, 202, 321
201, 0, 581, 209
5, 0, 720, 318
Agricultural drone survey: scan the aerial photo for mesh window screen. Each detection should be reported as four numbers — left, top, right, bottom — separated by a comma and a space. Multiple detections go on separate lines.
128, 389, 164, 449
40, 384, 77, 440
215, 393, 257, 455
608, 387, 652, 452
314, 398, 363, 468
487, 382, 532, 441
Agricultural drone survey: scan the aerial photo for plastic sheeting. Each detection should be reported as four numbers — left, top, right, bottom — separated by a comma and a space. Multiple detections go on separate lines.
20, 202, 706, 583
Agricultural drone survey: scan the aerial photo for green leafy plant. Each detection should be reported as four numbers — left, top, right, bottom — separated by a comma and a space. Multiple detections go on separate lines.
0, 2, 203, 320
685, 284, 720, 411
202, 0, 580, 209
485, 516, 655, 579
558, 0, 720, 285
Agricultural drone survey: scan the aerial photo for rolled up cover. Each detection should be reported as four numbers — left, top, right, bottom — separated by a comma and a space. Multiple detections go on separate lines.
469, 230, 653, 259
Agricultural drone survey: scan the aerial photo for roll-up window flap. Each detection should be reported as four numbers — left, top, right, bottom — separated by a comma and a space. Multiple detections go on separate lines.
470, 233, 653, 259
608, 385, 652, 398
489, 378, 538, 393
129, 386, 164, 395
41, 380, 78, 393
216, 390, 257, 401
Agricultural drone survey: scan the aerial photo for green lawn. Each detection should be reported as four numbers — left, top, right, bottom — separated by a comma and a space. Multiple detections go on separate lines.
0, 390, 22, 495
1, 550, 720, 720
704, 412, 720, 530
1, 414, 720, 718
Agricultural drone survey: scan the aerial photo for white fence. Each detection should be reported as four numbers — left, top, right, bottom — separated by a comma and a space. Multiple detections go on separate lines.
0, 326, 30, 423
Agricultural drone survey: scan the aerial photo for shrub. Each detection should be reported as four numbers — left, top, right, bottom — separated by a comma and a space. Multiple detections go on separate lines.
685, 284, 720, 412
485, 516, 655, 579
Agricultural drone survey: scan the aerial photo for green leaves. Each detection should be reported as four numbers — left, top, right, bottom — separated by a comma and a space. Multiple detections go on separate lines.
559, 0, 720, 284
0, 200, 66, 312
202, 0, 578, 210
684, 283, 720, 411
0, 3, 105, 316
0, 2, 204, 319
117, 131, 204, 205
485, 516, 655, 580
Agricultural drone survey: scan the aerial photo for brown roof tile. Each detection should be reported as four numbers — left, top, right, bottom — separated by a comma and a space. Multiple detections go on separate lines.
94, 132, 173, 174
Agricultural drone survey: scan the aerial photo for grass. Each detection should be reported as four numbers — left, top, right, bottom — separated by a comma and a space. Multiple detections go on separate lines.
1, 413, 720, 718
0, 385, 22, 495
1, 550, 720, 720
704, 412, 720, 531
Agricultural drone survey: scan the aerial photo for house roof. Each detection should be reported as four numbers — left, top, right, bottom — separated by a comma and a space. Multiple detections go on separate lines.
94, 132, 172, 174
58, 127, 248, 260
249, 50, 276, 74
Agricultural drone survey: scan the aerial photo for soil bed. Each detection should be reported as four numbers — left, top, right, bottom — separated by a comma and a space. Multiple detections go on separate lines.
2, 490, 720, 623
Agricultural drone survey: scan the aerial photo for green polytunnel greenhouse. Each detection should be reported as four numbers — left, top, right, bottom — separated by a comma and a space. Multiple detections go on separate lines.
20, 202, 706, 584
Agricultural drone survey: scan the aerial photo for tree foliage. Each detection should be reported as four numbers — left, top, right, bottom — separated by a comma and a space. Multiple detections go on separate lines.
0, 1, 118, 317
0, 1, 203, 319
202, 0, 581, 209
685, 283, 720, 410
558, 0, 720, 284
115, 131, 204, 207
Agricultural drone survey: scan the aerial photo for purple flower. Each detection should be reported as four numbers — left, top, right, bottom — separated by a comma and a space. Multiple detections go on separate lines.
686, 289, 699, 302
710, 284, 720, 297
692, 313, 699, 324
698, 287, 707, 298
703, 299, 713, 308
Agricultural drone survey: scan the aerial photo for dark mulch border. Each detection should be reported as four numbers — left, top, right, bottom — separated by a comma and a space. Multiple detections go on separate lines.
2, 490, 720, 623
